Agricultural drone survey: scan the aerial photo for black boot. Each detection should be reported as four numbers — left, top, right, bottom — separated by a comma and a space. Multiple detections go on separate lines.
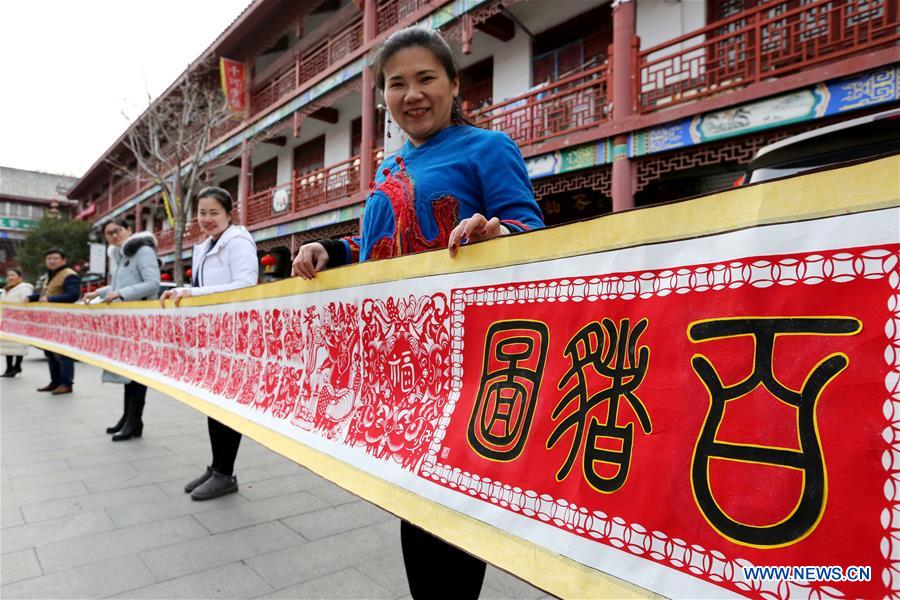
106, 388, 130, 434
1, 356, 14, 377
12, 356, 22, 376
112, 396, 144, 442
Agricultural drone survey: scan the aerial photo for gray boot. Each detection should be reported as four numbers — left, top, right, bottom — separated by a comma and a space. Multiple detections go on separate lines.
184, 466, 214, 494
190, 470, 238, 501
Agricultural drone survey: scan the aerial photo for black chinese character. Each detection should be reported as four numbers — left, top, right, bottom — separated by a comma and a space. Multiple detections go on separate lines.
468, 320, 548, 461
689, 317, 861, 547
549, 318, 650, 493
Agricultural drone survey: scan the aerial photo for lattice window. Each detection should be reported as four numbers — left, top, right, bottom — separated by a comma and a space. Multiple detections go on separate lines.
256, 235, 294, 252
634, 123, 817, 192
292, 221, 359, 246
531, 166, 612, 202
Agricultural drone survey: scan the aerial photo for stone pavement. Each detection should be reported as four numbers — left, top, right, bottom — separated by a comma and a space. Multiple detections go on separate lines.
1, 357, 551, 599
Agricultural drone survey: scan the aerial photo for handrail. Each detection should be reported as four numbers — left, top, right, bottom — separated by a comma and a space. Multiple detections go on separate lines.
470, 64, 609, 119
637, 0, 899, 113
469, 63, 611, 147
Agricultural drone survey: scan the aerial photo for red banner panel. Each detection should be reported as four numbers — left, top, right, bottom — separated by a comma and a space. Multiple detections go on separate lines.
219, 57, 247, 114
427, 245, 897, 598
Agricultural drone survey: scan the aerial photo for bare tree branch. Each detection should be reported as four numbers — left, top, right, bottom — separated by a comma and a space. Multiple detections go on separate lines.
108, 59, 231, 285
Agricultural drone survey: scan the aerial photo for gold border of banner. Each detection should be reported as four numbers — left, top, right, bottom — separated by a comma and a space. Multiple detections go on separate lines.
3, 156, 899, 598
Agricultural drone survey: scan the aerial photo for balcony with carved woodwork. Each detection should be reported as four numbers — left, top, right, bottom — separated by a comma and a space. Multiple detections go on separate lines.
468, 63, 612, 147
637, 0, 899, 114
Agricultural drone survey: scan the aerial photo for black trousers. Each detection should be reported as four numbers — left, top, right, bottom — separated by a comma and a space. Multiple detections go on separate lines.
125, 381, 147, 402
401, 520, 486, 599
208, 417, 242, 475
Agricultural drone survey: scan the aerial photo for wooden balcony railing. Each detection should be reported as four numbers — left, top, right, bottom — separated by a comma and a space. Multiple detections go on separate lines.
210, 115, 244, 141
251, 18, 364, 117
299, 18, 364, 83
376, 0, 431, 34
638, 0, 900, 113
155, 221, 204, 255
251, 63, 299, 118
244, 155, 364, 225
110, 180, 139, 208
469, 64, 611, 147
295, 155, 362, 211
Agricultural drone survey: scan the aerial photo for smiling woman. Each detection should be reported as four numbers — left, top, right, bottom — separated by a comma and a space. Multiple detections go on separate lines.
290, 27, 545, 600
160, 185, 259, 502
381, 45, 461, 146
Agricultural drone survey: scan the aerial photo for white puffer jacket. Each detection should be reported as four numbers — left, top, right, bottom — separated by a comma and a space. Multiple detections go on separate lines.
184, 225, 259, 296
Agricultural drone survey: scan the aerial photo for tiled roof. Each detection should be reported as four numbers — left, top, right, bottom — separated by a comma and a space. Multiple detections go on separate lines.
0, 166, 79, 202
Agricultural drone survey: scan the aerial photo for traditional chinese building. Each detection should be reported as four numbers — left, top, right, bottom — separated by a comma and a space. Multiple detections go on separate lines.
66, 0, 899, 279
0, 166, 78, 275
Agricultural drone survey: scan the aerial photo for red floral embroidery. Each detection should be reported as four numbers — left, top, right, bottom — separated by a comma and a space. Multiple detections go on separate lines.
368, 164, 459, 261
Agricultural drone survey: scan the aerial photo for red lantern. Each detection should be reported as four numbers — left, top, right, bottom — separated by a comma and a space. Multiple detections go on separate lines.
185, 268, 193, 279
260, 254, 277, 267
160, 272, 173, 281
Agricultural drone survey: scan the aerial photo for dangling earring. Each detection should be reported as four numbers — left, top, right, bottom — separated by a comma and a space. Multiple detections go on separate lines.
451, 98, 461, 123
386, 112, 392, 139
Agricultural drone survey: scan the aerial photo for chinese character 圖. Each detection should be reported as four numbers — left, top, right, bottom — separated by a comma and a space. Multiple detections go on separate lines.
689, 317, 861, 547
548, 318, 651, 493
468, 321, 549, 462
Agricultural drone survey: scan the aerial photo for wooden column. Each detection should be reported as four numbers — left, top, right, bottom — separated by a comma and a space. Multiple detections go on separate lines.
134, 203, 143, 231
611, 0, 636, 212
237, 140, 251, 226
360, 0, 378, 191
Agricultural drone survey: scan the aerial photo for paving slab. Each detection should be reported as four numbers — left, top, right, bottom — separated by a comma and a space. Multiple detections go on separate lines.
19, 483, 166, 523
1, 479, 89, 508
192, 490, 329, 534
1, 510, 116, 555
139, 521, 303, 580
0, 554, 155, 599
282, 500, 394, 540
237, 470, 326, 501
112, 562, 273, 599
104, 487, 250, 528
258, 567, 393, 599
0, 549, 42, 585
36, 514, 209, 573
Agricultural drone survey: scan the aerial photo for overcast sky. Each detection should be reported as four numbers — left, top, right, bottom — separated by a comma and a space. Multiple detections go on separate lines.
0, 0, 252, 178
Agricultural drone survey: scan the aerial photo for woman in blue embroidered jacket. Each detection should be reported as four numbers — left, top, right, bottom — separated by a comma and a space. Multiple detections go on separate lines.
292, 27, 544, 600
291, 29, 542, 278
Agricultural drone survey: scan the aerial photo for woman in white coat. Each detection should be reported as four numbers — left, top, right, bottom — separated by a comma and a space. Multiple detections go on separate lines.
161, 186, 259, 501
0, 268, 34, 377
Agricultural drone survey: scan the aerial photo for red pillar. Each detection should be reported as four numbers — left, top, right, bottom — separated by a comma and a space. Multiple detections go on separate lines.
611, 0, 636, 212
238, 140, 251, 226
134, 164, 143, 231
360, 0, 378, 191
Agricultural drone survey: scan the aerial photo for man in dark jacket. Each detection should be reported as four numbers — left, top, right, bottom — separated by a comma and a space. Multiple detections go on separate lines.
27, 248, 81, 395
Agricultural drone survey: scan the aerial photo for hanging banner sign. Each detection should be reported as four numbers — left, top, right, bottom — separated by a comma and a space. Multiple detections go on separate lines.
219, 57, 247, 114
2, 157, 898, 599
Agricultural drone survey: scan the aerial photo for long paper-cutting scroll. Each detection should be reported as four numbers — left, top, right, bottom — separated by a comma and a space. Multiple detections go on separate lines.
3, 156, 899, 599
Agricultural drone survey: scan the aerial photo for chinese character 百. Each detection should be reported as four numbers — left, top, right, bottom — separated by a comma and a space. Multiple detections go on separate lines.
689, 316, 861, 547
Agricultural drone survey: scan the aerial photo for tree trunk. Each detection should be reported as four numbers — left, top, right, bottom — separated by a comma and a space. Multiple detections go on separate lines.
173, 217, 185, 287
